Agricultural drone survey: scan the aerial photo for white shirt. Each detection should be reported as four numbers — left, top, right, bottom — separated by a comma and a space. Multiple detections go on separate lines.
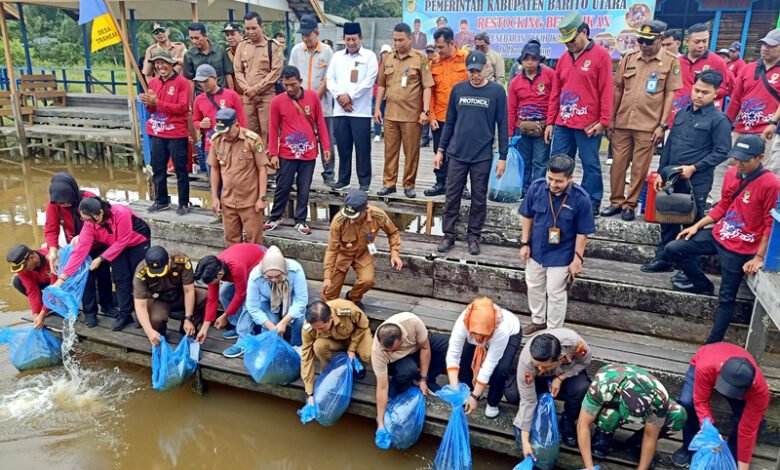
327, 47, 378, 118
289, 41, 334, 117
446, 306, 521, 386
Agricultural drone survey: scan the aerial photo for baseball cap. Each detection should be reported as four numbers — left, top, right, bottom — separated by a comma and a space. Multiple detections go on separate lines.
758, 29, 780, 47
193, 64, 217, 82
716, 48, 730, 57
150, 48, 178, 65
715, 357, 755, 399
145, 246, 170, 277
380, 44, 392, 54
214, 108, 238, 135
152, 22, 167, 34
6, 243, 31, 273
728, 41, 742, 52
425, 44, 435, 52
298, 14, 318, 35
728, 134, 765, 161
465, 50, 487, 71
222, 22, 242, 33
558, 12, 583, 43
341, 189, 368, 219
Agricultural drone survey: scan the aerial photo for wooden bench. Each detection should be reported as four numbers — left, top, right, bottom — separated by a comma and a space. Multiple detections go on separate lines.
0, 90, 33, 125
19, 74, 66, 108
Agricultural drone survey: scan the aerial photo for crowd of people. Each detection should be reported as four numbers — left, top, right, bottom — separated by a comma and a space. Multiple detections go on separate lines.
5, 11, 780, 470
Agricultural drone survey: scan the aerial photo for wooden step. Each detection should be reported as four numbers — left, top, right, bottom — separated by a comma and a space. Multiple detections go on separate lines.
65, 93, 129, 109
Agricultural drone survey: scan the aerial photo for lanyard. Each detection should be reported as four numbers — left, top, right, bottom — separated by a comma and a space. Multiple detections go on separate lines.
548, 190, 569, 228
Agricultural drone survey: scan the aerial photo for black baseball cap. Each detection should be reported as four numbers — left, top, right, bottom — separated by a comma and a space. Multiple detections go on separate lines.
7, 243, 31, 273
728, 134, 765, 161
145, 246, 170, 277
466, 50, 487, 71
341, 189, 368, 219
715, 357, 755, 399
728, 41, 742, 52
298, 14, 318, 35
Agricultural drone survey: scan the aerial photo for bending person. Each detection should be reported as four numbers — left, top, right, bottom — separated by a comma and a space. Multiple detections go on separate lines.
7, 244, 56, 329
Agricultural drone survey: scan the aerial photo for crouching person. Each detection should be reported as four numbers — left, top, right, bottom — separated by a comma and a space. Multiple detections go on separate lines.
578, 364, 687, 470
301, 299, 373, 405
134, 246, 207, 345
372, 312, 448, 437
7, 244, 56, 329
446, 297, 521, 419
246, 246, 306, 347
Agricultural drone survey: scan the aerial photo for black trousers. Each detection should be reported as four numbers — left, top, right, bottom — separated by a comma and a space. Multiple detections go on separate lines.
442, 158, 491, 240
269, 158, 316, 223
388, 333, 449, 394
82, 246, 115, 317
457, 333, 522, 406
12, 276, 47, 297
150, 136, 189, 207
334, 116, 372, 187
431, 120, 448, 186
111, 240, 150, 317
655, 173, 713, 261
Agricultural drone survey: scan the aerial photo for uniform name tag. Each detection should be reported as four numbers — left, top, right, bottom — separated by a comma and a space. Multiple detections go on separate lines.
350, 69, 358, 83
367, 242, 378, 255
401, 75, 408, 88
548, 227, 561, 245
646, 75, 658, 93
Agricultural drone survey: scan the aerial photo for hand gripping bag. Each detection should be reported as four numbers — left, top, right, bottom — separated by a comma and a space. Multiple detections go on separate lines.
530, 392, 560, 470
689, 418, 737, 470
151, 336, 200, 391
513, 455, 534, 470
241, 330, 300, 385
385, 386, 426, 449
433, 383, 472, 470
488, 136, 525, 203
0, 326, 62, 371
313, 353, 354, 426
42, 243, 92, 319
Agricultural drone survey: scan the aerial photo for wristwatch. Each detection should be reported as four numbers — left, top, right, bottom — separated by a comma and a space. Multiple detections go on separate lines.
423, 109, 430, 116
520, 239, 530, 248
769, 120, 779, 126
470, 392, 482, 401
659, 123, 669, 131
418, 374, 428, 382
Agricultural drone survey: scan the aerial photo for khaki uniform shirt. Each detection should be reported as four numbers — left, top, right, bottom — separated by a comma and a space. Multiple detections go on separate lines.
133, 250, 194, 303
513, 328, 593, 432
323, 205, 401, 279
484, 48, 506, 84
614, 49, 682, 132
371, 312, 428, 377
227, 47, 243, 96
142, 41, 186, 77
300, 299, 371, 393
377, 49, 434, 122
233, 37, 284, 98
207, 128, 269, 209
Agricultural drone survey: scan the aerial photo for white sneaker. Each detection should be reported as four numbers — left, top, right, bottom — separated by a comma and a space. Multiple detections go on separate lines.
484, 404, 500, 419
373, 135, 381, 143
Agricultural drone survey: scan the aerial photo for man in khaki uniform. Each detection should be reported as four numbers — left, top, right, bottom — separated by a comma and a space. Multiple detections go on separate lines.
603, 20, 682, 221
133, 245, 207, 346
233, 11, 284, 146
321, 189, 403, 306
375, 22, 434, 199
300, 299, 373, 402
142, 22, 186, 83
223, 22, 244, 96
207, 108, 269, 247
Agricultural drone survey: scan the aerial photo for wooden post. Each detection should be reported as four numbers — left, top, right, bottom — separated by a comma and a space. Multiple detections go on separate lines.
0, 2, 27, 157
116, 1, 142, 166
191, 2, 198, 22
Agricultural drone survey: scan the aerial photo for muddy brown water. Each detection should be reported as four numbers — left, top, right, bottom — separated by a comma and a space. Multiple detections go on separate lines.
0, 161, 517, 469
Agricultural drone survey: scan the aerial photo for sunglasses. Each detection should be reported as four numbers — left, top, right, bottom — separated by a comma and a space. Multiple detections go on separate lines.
153, 29, 166, 35
637, 36, 657, 46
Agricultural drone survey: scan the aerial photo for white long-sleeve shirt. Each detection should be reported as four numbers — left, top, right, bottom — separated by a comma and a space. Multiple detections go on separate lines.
446, 306, 521, 386
326, 47, 378, 118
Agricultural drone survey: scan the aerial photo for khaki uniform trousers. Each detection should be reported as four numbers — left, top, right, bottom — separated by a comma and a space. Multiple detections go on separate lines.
223, 205, 263, 247
382, 120, 422, 189
148, 287, 208, 332
609, 128, 655, 209
525, 257, 569, 329
244, 92, 275, 147
324, 260, 375, 303
313, 334, 373, 369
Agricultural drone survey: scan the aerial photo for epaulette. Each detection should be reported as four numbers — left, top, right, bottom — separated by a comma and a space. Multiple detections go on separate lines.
335, 214, 348, 224
369, 209, 387, 221
135, 266, 148, 280
245, 130, 260, 141
174, 256, 192, 270
337, 307, 352, 316
303, 322, 313, 333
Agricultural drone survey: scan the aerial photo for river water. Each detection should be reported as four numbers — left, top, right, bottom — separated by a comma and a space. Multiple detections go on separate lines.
0, 160, 515, 470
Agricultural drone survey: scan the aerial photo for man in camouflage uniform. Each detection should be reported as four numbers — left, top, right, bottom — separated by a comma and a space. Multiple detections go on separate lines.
300, 299, 373, 404
578, 364, 687, 470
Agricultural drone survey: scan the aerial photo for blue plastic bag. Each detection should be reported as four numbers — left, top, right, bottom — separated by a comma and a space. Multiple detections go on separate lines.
488, 136, 525, 203
151, 336, 200, 391
689, 418, 737, 470
375, 428, 392, 449
0, 326, 62, 371
530, 392, 560, 470
513, 455, 534, 470
385, 386, 426, 450
42, 243, 91, 319
241, 330, 300, 385
433, 383, 472, 470
311, 353, 354, 426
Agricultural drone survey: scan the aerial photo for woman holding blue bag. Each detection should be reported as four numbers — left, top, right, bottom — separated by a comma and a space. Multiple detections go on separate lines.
6, 244, 56, 329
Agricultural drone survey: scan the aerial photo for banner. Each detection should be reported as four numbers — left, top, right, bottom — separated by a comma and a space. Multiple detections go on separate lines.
403, 0, 657, 60
79, 0, 122, 53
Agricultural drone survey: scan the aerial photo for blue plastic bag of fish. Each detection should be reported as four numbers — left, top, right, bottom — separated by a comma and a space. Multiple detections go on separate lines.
513, 455, 534, 470
151, 336, 200, 391
530, 392, 560, 470
689, 418, 737, 470
433, 383, 472, 470
42, 243, 91, 319
241, 330, 300, 385
384, 387, 426, 450
0, 325, 62, 372
310, 353, 354, 426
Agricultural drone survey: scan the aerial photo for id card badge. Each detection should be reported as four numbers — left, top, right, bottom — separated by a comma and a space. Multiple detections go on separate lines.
350, 69, 359, 83
189, 341, 201, 362
646, 76, 658, 93
367, 242, 378, 255
401, 75, 408, 88
548, 227, 561, 245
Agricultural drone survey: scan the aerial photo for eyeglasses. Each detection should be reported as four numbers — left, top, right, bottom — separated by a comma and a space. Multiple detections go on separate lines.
637, 36, 657, 46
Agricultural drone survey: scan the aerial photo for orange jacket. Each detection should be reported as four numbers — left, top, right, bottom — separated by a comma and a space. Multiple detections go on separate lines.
429, 49, 468, 122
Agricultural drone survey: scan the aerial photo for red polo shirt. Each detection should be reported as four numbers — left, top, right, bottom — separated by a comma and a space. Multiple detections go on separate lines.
193, 87, 247, 151
727, 58, 746, 78
205, 243, 267, 322
145, 72, 191, 139
268, 89, 330, 161
690, 343, 769, 463
17, 249, 57, 314
508, 65, 555, 137
726, 61, 780, 134
668, 51, 731, 127
547, 41, 613, 129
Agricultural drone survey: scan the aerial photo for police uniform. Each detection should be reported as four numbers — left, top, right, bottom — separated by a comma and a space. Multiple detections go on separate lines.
322, 190, 401, 304
207, 108, 269, 246
300, 299, 372, 394
142, 23, 186, 79
133, 248, 207, 333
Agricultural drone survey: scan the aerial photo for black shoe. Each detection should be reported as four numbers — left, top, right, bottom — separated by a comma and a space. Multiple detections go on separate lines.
404, 188, 416, 199
147, 202, 171, 213
625, 429, 644, 454
600, 205, 621, 217
592, 429, 612, 460
592, 204, 601, 218
323, 178, 336, 187
421, 139, 430, 147
672, 279, 714, 295
462, 188, 471, 200
671, 446, 692, 469
424, 183, 446, 197
176, 204, 190, 216
83, 313, 98, 328
621, 208, 636, 221
640, 259, 674, 273
437, 237, 455, 253
672, 271, 689, 284
359, 185, 370, 192
560, 419, 577, 447
332, 182, 350, 191
468, 239, 480, 256
377, 186, 396, 196
112, 313, 134, 331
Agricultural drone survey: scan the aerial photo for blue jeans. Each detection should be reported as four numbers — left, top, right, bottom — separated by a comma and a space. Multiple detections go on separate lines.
515, 130, 551, 196
550, 125, 603, 206
258, 310, 303, 347
219, 282, 254, 340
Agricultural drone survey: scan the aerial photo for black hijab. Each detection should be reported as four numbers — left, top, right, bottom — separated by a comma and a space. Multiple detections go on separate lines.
48, 172, 85, 237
